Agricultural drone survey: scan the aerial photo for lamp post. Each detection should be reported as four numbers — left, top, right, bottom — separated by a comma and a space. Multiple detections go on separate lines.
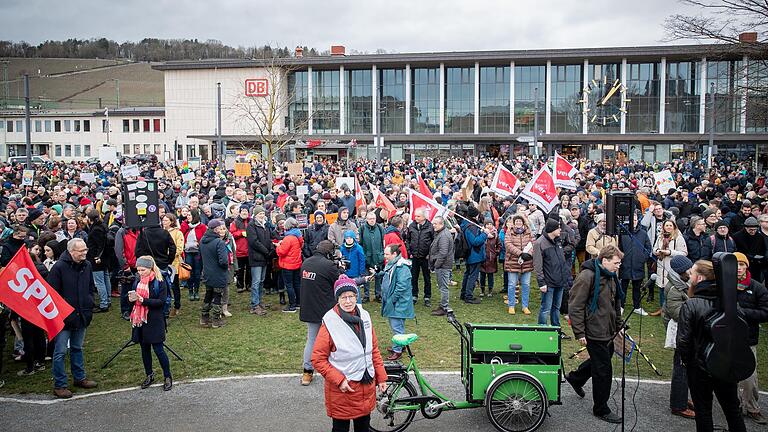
707, 82, 715, 169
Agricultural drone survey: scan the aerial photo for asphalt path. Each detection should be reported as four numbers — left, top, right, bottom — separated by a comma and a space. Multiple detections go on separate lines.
1, 373, 766, 432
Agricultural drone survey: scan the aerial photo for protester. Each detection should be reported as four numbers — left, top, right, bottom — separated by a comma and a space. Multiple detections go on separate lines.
428, 216, 454, 316
277, 217, 304, 313
181, 209, 206, 301
229, 206, 252, 293
359, 211, 385, 302
619, 212, 652, 315
380, 244, 414, 361
504, 215, 534, 315
162, 213, 185, 317
328, 207, 358, 247
246, 205, 273, 315
479, 218, 501, 297
199, 219, 229, 328
406, 208, 434, 307
651, 220, 688, 316
460, 206, 487, 304
533, 219, 572, 327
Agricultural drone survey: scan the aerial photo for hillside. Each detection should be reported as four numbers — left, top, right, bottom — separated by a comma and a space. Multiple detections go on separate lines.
1, 58, 164, 109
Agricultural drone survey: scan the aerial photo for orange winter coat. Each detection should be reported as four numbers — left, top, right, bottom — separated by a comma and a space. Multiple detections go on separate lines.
312, 306, 388, 420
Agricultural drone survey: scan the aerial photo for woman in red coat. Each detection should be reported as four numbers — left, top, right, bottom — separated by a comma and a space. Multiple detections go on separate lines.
229, 206, 251, 293
312, 275, 388, 432
276, 217, 304, 312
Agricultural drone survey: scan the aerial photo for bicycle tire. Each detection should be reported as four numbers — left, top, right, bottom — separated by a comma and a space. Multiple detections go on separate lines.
485, 372, 548, 432
369, 374, 418, 432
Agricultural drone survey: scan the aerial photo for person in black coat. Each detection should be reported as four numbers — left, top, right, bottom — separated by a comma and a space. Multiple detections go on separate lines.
683, 216, 710, 262
129, 255, 172, 391
732, 218, 766, 283
135, 224, 177, 272
303, 210, 330, 258
199, 219, 229, 327
618, 214, 652, 314
406, 211, 434, 306
85, 211, 112, 313
246, 205, 274, 315
0, 224, 28, 266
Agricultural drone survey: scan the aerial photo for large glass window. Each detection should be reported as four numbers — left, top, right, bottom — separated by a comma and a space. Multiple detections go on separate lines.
312, 70, 340, 134
706, 60, 742, 133
586, 64, 621, 133
514, 65, 546, 134
665, 61, 701, 133
34, 120, 42, 132
479, 66, 510, 133
379, 69, 406, 134
411, 67, 440, 134
287, 71, 309, 133
626, 63, 661, 133
550, 64, 583, 133
345, 69, 372, 134
746, 60, 768, 133
44, 120, 51, 132
444, 67, 475, 133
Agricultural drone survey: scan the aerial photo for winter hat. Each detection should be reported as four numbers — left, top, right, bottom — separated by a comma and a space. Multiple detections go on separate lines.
343, 230, 356, 242
275, 213, 286, 224
136, 256, 154, 270
207, 219, 224, 230
322, 192, 332, 200
744, 217, 759, 228
734, 252, 749, 267
702, 209, 716, 219
669, 255, 693, 275
239, 204, 250, 213
284, 217, 298, 230
252, 205, 265, 216
334, 274, 359, 299
316, 240, 335, 256
26, 208, 43, 223
79, 197, 92, 206
264, 194, 275, 202
314, 210, 326, 219
467, 205, 480, 220
714, 220, 729, 230
50, 204, 63, 215
545, 218, 560, 234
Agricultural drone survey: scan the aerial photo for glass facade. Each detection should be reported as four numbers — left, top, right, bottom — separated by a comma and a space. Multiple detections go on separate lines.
514, 65, 546, 134
746, 60, 768, 133
479, 66, 510, 133
287, 71, 309, 132
587, 63, 621, 133
550, 64, 583, 133
444, 67, 475, 133
665, 61, 700, 133
379, 68, 406, 134
312, 70, 340, 134
626, 62, 661, 133
411, 67, 440, 133
706, 60, 742, 133
345, 69, 372, 134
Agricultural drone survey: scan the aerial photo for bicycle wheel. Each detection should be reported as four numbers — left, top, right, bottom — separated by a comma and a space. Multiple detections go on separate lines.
369, 375, 418, 432
485, 373, 548, 432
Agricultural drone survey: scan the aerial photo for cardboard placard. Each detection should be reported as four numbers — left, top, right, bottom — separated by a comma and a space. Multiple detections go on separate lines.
188, 157, 201, 169
165, 168, 178, 179
286, 162, 303, 177
296, 185, 309, 198
22, 170, 34, 186
79, 172, 96, 183
653, 170, 676, 196
296, 213, 308, 229
235, 163, 251, 177
121, 164, 140, 179
154, 169, 164, 179
181, 172, 195, 182
335, 177, 355, 192
319, 212, 338, 225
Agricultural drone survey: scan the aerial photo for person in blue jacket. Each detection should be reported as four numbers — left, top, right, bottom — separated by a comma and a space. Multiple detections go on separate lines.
381, 244, 414, 361
460, 206, 488, 304
340, 230, 366, 301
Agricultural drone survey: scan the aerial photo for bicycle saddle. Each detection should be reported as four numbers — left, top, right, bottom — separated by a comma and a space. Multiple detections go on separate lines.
392, 333, 419, 347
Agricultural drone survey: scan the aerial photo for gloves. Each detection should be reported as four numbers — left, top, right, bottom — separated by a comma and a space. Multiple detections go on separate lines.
540, 285, 547, 293
520, 253, 533, 261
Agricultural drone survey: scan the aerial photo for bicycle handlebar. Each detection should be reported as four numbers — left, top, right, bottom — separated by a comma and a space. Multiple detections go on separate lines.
445, 308, 470, 345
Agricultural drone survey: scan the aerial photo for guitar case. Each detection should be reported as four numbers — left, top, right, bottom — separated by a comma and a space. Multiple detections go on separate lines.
704, 252, 756, 382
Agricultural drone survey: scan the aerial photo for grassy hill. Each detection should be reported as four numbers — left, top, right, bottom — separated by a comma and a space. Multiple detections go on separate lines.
1, 58, 164, 109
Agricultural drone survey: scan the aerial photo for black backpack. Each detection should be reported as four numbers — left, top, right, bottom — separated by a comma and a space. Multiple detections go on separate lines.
455, 227, 470, 260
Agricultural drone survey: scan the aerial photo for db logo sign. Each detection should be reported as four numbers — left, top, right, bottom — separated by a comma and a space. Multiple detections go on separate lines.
245, 79, 269, 97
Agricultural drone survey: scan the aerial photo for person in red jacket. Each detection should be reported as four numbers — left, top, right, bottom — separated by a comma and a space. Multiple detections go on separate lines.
383, 215, 408, 260
276, 217, 304, 313
312, 275, 388, 432
229, 206, 251, 293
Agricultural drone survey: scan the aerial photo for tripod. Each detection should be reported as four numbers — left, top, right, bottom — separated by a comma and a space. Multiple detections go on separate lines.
102, 338, 183, 369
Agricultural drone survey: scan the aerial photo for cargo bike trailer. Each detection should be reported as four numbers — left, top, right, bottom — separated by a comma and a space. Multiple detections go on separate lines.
371, 309, 563, 432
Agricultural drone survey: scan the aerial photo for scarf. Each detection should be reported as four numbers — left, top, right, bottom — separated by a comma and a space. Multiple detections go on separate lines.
130, 272, 155, 328
337, 305, 373, 384
589, 262, 619, 314
738, 271, 751, 291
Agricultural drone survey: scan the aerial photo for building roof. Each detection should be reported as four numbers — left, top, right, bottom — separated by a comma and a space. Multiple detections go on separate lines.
152, 43, 757, 71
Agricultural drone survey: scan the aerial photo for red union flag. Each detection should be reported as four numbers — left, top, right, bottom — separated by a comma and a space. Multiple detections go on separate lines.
307, 139, 323, 149
409, 189, 446, 222
355, 178, 366, 210
0, 246, 74, 340
553, 151, 578, 190
416, 172, 432, 197
521, 166, 560, 213
490, 164, 520, 197
369, 184, 396, 214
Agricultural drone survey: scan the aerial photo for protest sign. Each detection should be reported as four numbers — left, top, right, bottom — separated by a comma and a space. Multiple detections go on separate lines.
121, 164, 140, 179
653, 170, 676, 196
235, 163, 251, 177
22, 170, 34, 186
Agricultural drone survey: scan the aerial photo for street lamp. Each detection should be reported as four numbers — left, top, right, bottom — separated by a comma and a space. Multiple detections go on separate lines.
707, 81, 715, 169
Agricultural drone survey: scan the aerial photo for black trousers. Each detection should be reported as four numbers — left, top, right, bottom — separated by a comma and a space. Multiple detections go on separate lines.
568, 338, 613, 416
235, 256, 251, 290
21, 319, 46, 371
621, 279, 643, 310
332, 415, 370, 432
410, 257, 431, 299
687, 366, 746, 432
0, 311, 7, 375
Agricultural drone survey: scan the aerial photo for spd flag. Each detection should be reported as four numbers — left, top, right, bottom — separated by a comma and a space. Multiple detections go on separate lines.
409, 189, 446, 222
355, 178, 366, 211
490, 164, 520, 197
0, 246, 74, 340
416, 172, 432, 197
553, 152, 578, 190
520, 166, 560, 213
369, 184, 396, 214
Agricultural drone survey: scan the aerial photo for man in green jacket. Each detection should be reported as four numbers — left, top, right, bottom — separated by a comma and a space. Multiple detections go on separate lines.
381, 244, 414, 361
359, 212, 385, 302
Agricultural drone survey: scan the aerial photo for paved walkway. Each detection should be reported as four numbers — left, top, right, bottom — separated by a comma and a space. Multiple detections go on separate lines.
1, 373, 766, 431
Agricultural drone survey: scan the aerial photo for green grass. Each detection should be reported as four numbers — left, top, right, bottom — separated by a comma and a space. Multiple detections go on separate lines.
1, 271, 766, 395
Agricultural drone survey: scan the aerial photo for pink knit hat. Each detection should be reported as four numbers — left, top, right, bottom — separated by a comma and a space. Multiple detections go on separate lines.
334, 275, 358, 299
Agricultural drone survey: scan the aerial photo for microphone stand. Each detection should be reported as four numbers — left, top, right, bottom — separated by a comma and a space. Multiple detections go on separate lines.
614, 281, 649, 432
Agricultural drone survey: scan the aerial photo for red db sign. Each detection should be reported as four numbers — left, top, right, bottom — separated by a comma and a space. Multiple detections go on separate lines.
245, 79, 269, 96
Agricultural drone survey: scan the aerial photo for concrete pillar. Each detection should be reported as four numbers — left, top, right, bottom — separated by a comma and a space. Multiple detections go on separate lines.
545, 60, 552, 134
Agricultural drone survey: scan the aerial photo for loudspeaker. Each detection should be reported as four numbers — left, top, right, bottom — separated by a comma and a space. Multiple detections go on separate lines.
606, 191, 635, 236
122, 180, 160, 228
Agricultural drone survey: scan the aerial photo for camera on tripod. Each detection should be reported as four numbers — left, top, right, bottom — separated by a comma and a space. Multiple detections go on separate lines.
334, 257, 352, 269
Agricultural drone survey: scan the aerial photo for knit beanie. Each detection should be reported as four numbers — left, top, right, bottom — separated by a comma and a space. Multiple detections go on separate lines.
734, 252, 749, 267
334, 274, 359, 299
669, 255, 693, 275
316, 240, 335, 256
207, 219, 224, 230
714, 220, 729, 230
26, 208, 43, 223
252, 205, 265, 216
51, 204, 63, 215
545, 218, 560, 234
702, 209, 715, 219
136, 256, 154, 269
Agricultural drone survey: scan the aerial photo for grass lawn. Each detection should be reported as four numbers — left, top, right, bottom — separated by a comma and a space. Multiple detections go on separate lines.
1, 270, 766, 395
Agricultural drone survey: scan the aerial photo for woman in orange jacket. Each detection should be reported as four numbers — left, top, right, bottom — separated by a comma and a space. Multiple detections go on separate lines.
312, 275, 388, 432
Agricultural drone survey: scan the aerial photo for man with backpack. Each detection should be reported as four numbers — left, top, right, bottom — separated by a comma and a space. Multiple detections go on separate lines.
359, 211, 385, 302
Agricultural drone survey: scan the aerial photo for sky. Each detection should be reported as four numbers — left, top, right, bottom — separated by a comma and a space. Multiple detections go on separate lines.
2, 0, 705, 53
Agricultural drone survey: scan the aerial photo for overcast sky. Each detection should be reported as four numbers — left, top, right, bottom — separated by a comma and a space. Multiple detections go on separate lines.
2, 0, 704, 53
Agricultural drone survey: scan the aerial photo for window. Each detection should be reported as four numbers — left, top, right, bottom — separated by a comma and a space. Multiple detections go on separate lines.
379, 69, 406, 133
187, 144, 196, 158
445, 67, 475, 133
102, 119, 108, 133
54, 120, 61, 132
143, 119, 150, 132
55, 145, 62, 157
154, 144, 161, 154
45, 120, 51, 132
133, 119, 140, 132
153, 118, 161, 132
665, 61, 701, 133
6, 121, 12, 132
287, 71, 309, 132
123, 144, 131, 155
411, 67, 440, 133
133, 144, 140, 154
83, 120, 90, 132
144, 144, 151, 154
64, 120, 71, 132
163, 119, 166, 132
64, 145, 72, 157
706, 60, 742, 133
746, 60, 768, 133
479, 66, 510, 133
123, 119, 130, 133
626, 63, 661, 133
75, 145, 81, 157
84, 145, 91, 157
345, 69, 372, 134
74, 120, 81, 132
34, 120, 42, 132
15, 120, 23, 133
514, 65, 546, 134
587, 64, 621, 133
550, 64, 583, 133
312, 70, 341, 134
0, 120, 4, 129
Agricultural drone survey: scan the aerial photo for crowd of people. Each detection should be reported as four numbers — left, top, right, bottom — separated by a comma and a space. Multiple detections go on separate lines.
0, 152, 766, 430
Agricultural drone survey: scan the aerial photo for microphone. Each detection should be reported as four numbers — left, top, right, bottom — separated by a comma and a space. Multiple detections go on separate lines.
641, 274, 658, 293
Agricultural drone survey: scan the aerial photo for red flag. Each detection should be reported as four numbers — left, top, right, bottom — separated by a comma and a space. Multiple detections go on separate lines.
553, 151, 578, 190
520, 166, 560, 213
307, 139, 322, 149
490, 164, 520, 197
416, 172, 432, 197
355, 178, 366, 210
0, 246, 74, 341
409, 189, 446, 222
370, 184, 396, 214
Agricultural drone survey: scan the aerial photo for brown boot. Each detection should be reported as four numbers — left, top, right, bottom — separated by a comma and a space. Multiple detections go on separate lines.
168, 308, 177, 318
430, 307, 447, 316
301, 370, 314, 386
74, 379, 98, 389
53, 387, 73, 398
199, 315, 211, 328
211, 317, 227, 328
250, 305, 267, 316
